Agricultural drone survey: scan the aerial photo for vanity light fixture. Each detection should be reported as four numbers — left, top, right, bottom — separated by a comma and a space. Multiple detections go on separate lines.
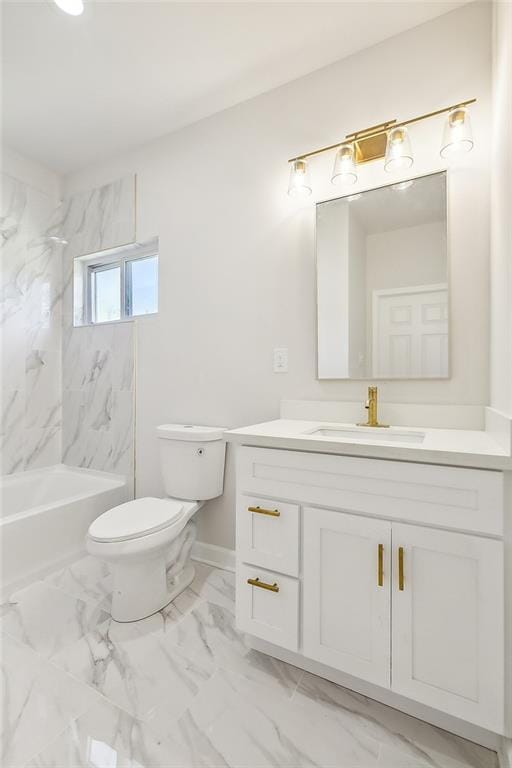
440, 106, 474, 157
288, 159, 312, 198
331, 144, 358, 186
287, 98, 475, 196
53, 0, 84, 15
384, 127, 413, 173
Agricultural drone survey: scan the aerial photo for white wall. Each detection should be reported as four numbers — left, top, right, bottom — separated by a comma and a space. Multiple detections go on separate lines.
2, 146, 61, 201
490, 1, 512, 416
63, 3, 492, 549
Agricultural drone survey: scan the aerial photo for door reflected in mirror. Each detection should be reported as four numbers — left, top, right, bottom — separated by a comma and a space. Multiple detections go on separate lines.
316, 171, 448, 380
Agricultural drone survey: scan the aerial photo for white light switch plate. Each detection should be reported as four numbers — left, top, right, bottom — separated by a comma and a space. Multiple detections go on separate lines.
273, 347, 288, 373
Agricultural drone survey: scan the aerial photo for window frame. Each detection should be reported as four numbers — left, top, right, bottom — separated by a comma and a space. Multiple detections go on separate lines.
84, 241, 158, 325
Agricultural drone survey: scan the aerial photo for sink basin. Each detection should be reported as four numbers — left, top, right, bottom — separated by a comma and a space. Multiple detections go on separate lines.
306, 426, 426, 444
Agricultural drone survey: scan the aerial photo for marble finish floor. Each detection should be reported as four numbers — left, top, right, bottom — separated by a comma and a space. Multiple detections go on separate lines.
0, 556, 499, 768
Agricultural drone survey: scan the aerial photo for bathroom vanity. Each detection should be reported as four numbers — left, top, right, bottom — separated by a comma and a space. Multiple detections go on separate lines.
225, 413, 512, 750
224, 169, 512, 756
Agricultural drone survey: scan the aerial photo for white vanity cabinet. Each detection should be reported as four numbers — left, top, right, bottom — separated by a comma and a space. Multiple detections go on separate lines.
235, 445, 505, 735
302, 510, 503, 731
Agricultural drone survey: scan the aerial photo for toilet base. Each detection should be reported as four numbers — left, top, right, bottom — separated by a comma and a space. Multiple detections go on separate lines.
110, 520, 197, 623
111, 562, 196, 623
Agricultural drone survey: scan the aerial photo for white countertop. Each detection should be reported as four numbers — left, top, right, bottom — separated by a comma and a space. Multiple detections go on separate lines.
224, 419, 512, 470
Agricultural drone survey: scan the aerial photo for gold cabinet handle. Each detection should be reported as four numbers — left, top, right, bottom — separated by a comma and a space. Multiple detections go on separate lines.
248, 506, 280, 517
247, 577, 279, 593
398, 546, 405, 591
378, 543, 384, 587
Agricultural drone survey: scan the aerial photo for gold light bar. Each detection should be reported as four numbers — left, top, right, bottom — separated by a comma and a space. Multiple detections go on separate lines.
288, 99, 476, 164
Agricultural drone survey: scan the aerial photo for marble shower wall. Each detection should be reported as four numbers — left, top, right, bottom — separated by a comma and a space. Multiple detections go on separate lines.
60, 176, 136, 480
0, 173, 63, 474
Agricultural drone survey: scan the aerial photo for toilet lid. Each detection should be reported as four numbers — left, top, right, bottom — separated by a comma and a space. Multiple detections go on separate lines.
88, 497, 185, 543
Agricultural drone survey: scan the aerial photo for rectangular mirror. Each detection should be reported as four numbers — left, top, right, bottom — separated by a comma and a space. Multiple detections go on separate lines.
316, 171, 448, 379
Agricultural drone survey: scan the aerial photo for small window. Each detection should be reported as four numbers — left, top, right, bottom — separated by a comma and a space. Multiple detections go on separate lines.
126, 254, 158, 317
91, 265, 121, 323
77, 238, 159, 325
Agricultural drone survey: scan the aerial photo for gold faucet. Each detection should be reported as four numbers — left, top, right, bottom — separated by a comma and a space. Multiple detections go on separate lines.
357, 386, 389, 428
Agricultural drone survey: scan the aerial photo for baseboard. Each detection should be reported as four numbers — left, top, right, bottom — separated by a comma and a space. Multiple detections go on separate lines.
191, 541, 235, 572
499, 738, 512, 768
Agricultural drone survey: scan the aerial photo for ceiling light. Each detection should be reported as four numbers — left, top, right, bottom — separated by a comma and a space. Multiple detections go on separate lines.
288, 159, 312, 198
331, 144, 358, 186
384, 127, 413, 173
440, 107, 473, 158
53, 0, 84, 16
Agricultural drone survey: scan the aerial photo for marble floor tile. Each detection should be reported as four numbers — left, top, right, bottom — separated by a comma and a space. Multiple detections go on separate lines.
25, 697, 194, 768
167, 708, 230, 768
44, 555, 113, 611
294, 672, 498, 768
1, 633, 99, 767
191, 563, 236, 610
51, 613, 216, 725
163, 598, 250, 671
0, 560, 499, 768
169, 668, 381, 768
0, 580, 109, 658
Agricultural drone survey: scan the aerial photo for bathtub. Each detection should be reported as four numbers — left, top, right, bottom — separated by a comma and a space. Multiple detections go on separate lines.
1, 464, 129, 591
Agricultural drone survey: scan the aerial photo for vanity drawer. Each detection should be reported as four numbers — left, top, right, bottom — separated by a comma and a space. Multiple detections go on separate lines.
236, 563, 299, 651
237, 495, 299, 576
236, 447, 504, 536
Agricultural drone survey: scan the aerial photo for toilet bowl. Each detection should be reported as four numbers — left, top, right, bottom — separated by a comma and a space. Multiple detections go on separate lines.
86, 424, 226, 622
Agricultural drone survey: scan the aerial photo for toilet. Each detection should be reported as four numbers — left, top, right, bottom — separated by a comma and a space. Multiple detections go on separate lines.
86, 424, 226, 622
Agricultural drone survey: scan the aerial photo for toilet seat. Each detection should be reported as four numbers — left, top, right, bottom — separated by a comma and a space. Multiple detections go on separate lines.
88, 497, 186, 543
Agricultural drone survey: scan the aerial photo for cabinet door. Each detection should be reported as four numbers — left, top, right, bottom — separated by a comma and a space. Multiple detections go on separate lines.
392, 524, 504, 732
303, 507, 391, 688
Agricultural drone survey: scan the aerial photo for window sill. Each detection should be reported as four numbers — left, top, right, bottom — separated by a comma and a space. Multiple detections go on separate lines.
73, 311, 158, 329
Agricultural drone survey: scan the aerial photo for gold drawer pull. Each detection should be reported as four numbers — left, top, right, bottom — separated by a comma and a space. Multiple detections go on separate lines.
378, 543, 384, 587
398, 546, 405, 591
247, 577, 279, 593
248, 506, 280, 517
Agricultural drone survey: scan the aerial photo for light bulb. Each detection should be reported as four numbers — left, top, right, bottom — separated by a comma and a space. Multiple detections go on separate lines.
392, 180, 414, 191
331, 144, 357, 186
384, 127, 414, 173
440, 107, 473, 158
288, 159, 312, 198
54, 0, 84, 16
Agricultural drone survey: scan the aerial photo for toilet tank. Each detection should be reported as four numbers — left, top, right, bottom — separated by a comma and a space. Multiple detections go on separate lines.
156, 424, 226, 501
